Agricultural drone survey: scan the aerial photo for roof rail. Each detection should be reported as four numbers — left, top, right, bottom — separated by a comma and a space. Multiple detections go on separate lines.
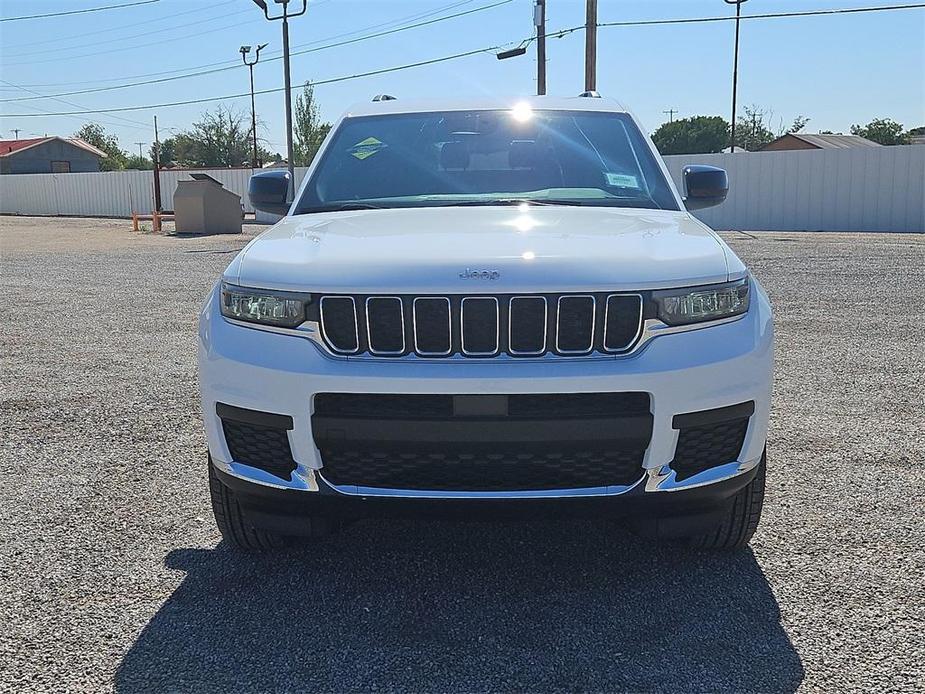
372, 94, 397, 102
578, 90, 602, 98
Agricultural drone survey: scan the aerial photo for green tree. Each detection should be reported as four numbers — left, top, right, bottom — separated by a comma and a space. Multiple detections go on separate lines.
734, 105, 776, 151
73, 123, 127, 171
850, 118, 907, 145
788, 115, 810, 134
651, 115, 730, 155
124, 154, 153, 170
293, 82, 333, 166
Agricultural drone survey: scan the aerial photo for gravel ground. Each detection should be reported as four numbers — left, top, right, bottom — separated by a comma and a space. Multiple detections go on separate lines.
1, 216, 923, 693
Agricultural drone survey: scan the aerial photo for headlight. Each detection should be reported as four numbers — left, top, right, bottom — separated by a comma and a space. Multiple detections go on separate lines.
220, 282, 309, 328
653, 278, 749, 326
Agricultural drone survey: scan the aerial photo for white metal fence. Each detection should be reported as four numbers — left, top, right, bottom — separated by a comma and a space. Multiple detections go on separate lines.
662, 145, 924, 233
1, 147, 922, 232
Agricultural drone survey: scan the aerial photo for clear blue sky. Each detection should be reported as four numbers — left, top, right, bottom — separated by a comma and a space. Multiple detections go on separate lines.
1, 0, 922, 156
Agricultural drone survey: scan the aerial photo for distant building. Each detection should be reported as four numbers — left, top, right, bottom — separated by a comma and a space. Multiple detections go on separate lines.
760, 133, 881, 152
0, 137, 107, 174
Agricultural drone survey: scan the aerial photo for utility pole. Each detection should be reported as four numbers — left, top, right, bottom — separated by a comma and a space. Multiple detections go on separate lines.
134, 142, 146, 159
253, 0, 306, 202
584, 0, 597, 93
535, 0, 546, 95
240, 42, 268, 169
152, 115, 162, 212
11, 128, 21, 138
663, 109, 678, 123
725, 0, 749, 152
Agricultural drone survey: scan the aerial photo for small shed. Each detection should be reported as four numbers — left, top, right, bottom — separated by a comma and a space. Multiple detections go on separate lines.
0, 137, 106, 174
173, 173, 242, 234
760, 133, 881, 152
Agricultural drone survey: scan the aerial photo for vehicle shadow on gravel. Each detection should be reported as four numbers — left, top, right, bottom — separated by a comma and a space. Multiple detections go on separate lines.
116, 521, 803, 692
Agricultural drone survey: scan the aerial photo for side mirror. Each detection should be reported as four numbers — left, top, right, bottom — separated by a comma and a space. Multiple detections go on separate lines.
682, 165, 728, 210
248, 170, 291, 216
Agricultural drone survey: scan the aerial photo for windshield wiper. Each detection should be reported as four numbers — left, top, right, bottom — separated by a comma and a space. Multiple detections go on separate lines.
438, 198, 584, 207
298, 202, 384, 213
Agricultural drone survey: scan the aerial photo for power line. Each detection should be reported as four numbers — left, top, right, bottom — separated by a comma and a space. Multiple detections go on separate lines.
0, 0, 514, 101
4, 1, 923, 118
1, 13, 260, 66
0, 42, 523, 118
4, 1, 471, 88
596, 2, 925, 28
0, 0, 158, 23
0, 80, 153, 131
4, 0, 508, 70
7, 5, 251, 59
0, 0, 236, 51
1, 0, 479, 79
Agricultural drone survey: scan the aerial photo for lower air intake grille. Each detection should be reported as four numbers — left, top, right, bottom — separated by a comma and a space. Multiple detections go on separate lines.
312, 392, 652, 492
319, 447, 646, 491
221, 420, 297, 480
672, 418, 749, 483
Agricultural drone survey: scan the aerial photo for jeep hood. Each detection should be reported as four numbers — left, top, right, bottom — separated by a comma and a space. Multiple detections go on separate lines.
227, 206, 734, 294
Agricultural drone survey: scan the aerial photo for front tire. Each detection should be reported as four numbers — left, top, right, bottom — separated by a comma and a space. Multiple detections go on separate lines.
208, 460, 292, 551
688, 450, 766, 550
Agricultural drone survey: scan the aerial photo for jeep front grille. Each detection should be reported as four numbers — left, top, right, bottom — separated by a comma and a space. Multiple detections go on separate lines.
317, 293, 643, 358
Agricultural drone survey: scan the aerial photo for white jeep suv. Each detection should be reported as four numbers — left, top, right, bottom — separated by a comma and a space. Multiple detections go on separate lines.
199, 95, 773, 551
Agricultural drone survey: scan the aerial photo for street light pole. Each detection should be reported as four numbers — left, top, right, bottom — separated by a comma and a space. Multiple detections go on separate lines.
725, 0, 749, 152
584, 0, 597, 92
240, 42, 268, 169
535, 0, 546, 96
281, 6, 295, 200
252, 0, 307, 202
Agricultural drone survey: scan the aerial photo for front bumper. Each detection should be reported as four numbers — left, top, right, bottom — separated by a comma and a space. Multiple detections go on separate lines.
199, 279, 773, 502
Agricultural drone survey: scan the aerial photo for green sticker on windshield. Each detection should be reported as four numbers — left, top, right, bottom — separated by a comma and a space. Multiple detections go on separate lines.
605, 172, 639, 188
350, 136, 386, 160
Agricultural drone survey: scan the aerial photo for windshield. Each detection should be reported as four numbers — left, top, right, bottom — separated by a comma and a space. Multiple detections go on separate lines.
293, 108, 680, 214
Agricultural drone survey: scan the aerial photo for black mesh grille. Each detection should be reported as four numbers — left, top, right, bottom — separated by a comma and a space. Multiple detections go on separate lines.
557, 296, 595, 353
461, 298, 498, 355
672, 418, 749, 482
316, 293, 643, 358
605, 295, 643, 351
314, 393, 650, 420
509, 297, 546, 354
366, 297, 404, 354
221, 420, 296, 480
320, 297, 358, 353
319, 447, 646, 491
315, 394, 455, 418
413, 298, 451, 354
507, 393, 650, 418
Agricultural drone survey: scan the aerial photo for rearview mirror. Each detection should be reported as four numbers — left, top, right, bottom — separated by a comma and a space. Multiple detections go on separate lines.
682, 165, 728, 210
248, 170, 291, 216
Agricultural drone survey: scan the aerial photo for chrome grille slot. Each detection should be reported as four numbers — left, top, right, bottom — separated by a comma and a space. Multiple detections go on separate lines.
509, 297, 547, 355
604, 294, 644, 352
461, 297, 499, 356
315, 291, 643, 359
556, 295, 595, 354
413, 297, 451, 356
319, 296, 359, 354
365, 297, 405, 355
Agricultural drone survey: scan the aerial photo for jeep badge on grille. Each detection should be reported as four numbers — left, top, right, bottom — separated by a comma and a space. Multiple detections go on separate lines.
459, 268, 501, 280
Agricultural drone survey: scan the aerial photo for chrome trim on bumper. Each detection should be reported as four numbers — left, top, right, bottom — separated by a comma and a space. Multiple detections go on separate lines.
644, 456, 761, 493
214, 456, 759, 498
317, 472, 647, 499
213, 458, 320, 492
223, 312, 746, 362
